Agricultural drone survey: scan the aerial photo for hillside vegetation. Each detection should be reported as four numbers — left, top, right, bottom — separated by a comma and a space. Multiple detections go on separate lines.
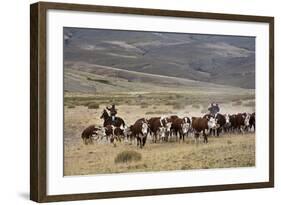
64, 28, 255, 89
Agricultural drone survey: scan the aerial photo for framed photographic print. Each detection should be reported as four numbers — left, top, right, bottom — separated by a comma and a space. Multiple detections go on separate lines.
30, 1, 274, 202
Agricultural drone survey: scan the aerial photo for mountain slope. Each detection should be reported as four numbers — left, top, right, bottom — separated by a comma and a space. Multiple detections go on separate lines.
64, 61, 253, 95
64, 28, 255, 89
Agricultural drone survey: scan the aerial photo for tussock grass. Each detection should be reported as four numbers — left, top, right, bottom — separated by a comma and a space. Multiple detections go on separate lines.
244, 101, 255, 107
86, 77, 94, 81
87, 103, 99, 109
90, 78, 111, 85
201, 109, 208, 114
165, 102, 174, 106
67, 104, 75, 109
114, 150, 142, 164
192, 104, 200, 109
140, 103, 149, 108
232, 100, 242, 106
173, 103, 185, 110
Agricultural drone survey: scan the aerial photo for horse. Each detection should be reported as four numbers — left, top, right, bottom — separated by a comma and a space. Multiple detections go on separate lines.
100, 109, 125, 128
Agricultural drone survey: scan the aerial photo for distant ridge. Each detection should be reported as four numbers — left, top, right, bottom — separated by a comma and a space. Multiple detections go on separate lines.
64, 61, 253, 94
64, 28, 255, 89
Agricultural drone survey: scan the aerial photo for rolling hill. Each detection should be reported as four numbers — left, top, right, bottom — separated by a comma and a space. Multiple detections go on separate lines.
64, 61, 253, 97
63, 27, 255, 90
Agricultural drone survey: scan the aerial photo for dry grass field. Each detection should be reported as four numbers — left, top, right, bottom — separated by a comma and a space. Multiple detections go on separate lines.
64, 133, 255, 176
63, 95, 255, 176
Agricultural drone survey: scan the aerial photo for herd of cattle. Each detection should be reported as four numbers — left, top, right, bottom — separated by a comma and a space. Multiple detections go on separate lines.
81, 109, 255, 148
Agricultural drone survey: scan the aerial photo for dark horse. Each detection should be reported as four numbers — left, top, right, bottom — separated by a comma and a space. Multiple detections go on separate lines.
100, 109, 125, 128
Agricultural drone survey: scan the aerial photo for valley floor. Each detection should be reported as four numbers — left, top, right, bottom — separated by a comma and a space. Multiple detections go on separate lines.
64, 133, 255, 176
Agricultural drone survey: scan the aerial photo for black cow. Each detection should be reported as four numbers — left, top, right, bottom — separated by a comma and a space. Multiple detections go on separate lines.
249, 112, 255, 131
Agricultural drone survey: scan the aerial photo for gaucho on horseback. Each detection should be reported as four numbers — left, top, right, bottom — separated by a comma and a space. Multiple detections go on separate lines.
100, 104, 125, 128
106, 104, 117, 122
208, 102, 220, 117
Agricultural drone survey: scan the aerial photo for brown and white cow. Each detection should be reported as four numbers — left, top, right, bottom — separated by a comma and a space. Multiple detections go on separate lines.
148, 117, 171, 143
232, 113, 251, 133
103, 125, 125, 146
191, 116, 217, 143
81, 125, 104, 145
167, 115, 179, 141
160, 116, 172, 139
172, 117, 191, 142
223, 114, 232, 133
131, 118, 149, 148
123, 125, 134, 144
203, 113, 225, 136
229, 114, 237, 132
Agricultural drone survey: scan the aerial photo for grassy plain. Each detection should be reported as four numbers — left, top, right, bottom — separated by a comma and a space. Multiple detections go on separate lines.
64, 133, 255, 176
64, 92, 255, 176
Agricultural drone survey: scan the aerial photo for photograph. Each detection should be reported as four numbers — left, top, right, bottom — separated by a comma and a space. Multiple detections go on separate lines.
63, 27, 256, 176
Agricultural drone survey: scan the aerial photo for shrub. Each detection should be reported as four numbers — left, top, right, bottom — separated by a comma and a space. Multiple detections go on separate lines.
94, 79, 111, 85
232, 100, 242, 106
86, 77, 94, 81
165, 102, 174, 106
67, 104, 75, 109
192, 104, 200, 109
114, 150, 142, 164
173, 103, 185, 110
201, 109, 208, 114
140, 103, 148, 108
87, 103, 99, 109
244, 101, 255, 107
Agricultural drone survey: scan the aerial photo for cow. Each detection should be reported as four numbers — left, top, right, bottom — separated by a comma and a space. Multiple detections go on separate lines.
223, 114, 232, 133
191, 116, 217, 143
123, 125, 134, 144
81, 125, 105, 145
183, 116, 192, 134
172, 117, 191, 142
159, 116, 179, 141
208, 113, 225, 136
203, 113, 226, 136
215, 113, 226, 136
167, 115, 179, 141
249, 112, 255, 132
131, 118, 149, 148
229, 114, 237, 132
103, 125, 125, 146
231, 113, 251, 133
169, 115, 179, 122
148, 117, 169, 143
